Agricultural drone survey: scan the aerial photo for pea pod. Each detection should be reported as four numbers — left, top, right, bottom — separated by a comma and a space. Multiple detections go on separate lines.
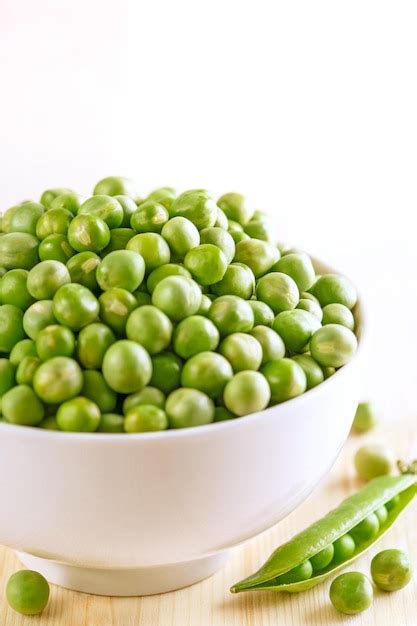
231, 474, 416, 594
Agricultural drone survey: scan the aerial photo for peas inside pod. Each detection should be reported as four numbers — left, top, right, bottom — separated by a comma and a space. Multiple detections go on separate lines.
0, 177, 359, 434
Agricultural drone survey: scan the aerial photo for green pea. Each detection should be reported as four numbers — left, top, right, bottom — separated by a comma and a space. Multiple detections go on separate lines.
96, 250, 145, 292
329, 572, 373, 615
215, 206, 229, 230
6, 570, 50, 615
99, 288, 138, 335
134, 291, 152, 307
0, 232, 39, 270
371, 549, 412, 591
0, 269, 34, 309
352, 402, 378, 433
227, 220, 243, 233
310, 544, 334, 570
208, 295, 254, 335
261, 358, 307, 403
23, 300, 56, 339
49, 191, 83, 215
223, 371, 270, 416
150, 352, 182, 393
56, 396, 101, 432
126, 232, 171, 272
0, 304, 25, 352
146, 186, 176, 210
234, 239, 280, 277
161, 216, 200, 259
386, 495, 400, 511
113, 195, 138, 227
130, 200, 169, 233
197, 294, 214, 316
184, 244, 228, 285
67, 214, 110, 253
81, 370, 117, 413
217, 192, 254, 225
296, 298, 323, 321
152, 276, 201, 321
166, 387, 215, 428
332, 534, 356, 563
33, 356, 83, 403
256, 272, 299, 313
2, 385, 44, 425
0, 359, 16, 396
181, 351, 233, 397
322, 365, 336, 379
230, 230, 249, 244
27, 260, 71, 300
248, 326, 285, 364
38, 234, 75, 264
35, 208, 72, 240
16, 356, 41, 385
170, 189, 217, 230
123, 387, 165, 414
53, 283, 99, 331
310, 324, 357, 368
93, 176, 137, 198
77, 323, 115, 369
199, 227, 235, 263
214, 406, 236, 421
126, 305, 173, 354
276, 560, 313, 585
272, 309, 321, 354
101, 228, 136, 255
219, 332, 263, 372
173, 315, 219, 358
78, 195, 124, 229
322, 303, 355, 330
146, 263, 191, 293
350, 513, 380, 543
41, 187, 73, 208
102, 340, 152, 393
291, 354, 324, 389
248, 300, 275, 327
39, 416, 60, 430
354, 444, 393, 481
66, 251, 101, 291
97, 413, 125, 433
9, 202, 45, 236
244, 219, 273, 242
125, 404, 168, 433
1, 204, 22, 233
312, 273, 357, 310
211, 263, 255, 299
375, 505, 388, 525
272, 253, 315, 293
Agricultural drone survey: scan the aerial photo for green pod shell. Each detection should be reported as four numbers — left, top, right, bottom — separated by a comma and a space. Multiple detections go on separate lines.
231, 474, 416, 594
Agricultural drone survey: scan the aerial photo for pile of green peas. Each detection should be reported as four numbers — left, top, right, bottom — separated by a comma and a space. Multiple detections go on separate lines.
0, 178, 359, 433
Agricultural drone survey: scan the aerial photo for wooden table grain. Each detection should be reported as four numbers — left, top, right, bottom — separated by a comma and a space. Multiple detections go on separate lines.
1, 415, 416, 626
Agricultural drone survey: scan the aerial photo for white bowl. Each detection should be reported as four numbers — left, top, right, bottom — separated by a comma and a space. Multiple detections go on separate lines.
0, 260, 365, 596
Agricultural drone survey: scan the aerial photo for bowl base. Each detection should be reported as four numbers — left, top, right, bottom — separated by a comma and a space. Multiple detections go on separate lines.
16, 550, 230, 596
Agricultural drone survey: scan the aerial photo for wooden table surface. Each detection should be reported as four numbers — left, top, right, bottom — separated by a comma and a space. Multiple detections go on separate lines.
0, 414, 416, 626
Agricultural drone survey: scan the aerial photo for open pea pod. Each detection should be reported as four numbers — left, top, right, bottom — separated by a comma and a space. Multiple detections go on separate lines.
231, 474, 416, 594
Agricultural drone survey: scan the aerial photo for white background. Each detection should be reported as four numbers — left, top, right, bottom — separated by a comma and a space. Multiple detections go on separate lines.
1, 1, 416, 423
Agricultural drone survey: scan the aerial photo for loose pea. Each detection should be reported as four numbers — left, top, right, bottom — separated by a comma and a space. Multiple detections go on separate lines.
312, 274, 357, 310
147, 186, 176, 210
6, 570, 50, 616
150, 352, 182, 393
114, 195, 138, 227
125, 405, 168, 433
78, 195, 124, 229
50, 191, 83, 215
41, 187, 73, 208
173, 315, 220, 358
66, 251, 101, 291
211, 263, 255, 299
197, 294, 213, 316
16, 356, 41, 385
371, 549, 412, 591
310, 324, 357, 368
350, 513, 380, 543
23, 300, 56, 340
170, 189, 217, 230
354, 444, 393, 481
215, 206, 229, 229
272, 253, 316, 292
0, 269, 34, 309
261, 358, 307, 403
217, 192, 254, 225
152, 276, 201, 321
99, 288, 137, 335
296, 298, 323, 321
2, 385, 44, 426
38, 234, 75, 264
256, 272, 299, 313
230, 230, 249, 244
123, 387, 165, 414
352, 402, 378, 433
67, 214, 110, 253
244, 219, 272, 241
227, 220, 244, 233
130, 200, 169, 233
96, 250, 145, 292
0, 232, 40, 270
310, 544, 334, 570
53, 283, 99, 331
126, 305, 173, 354
291, 354, 324, 389
39, 416, 60, 430
276, 560, 313, 585
97, 413, 125, 433
9, 202, 44, 236
81, 370, 117, 413
134, 291, 152, 307
234, 239, 280, 277
181, 351, 233, 397
329, 572, 373, 615
35, 208, 72, 240
27, 260, 71, 300
101, 228, 136, 255
322, 303, 355, 330
127, 233, 171, 272
273, 309, 321, 353
0, 304, 25, 352
102, 340, 152, 393
161, 217, 200, 259
77, 323, 115, 369
0, 359, 16, 396
56, 396, 101, 432
208, 295, 254, 335
199, 227, 235, 263
214, 406, 236, 421
166, 388, 215, 428
223, 371, 270, 416
219, 333, 263, 372
248, 300, 275, 327
146, 263, 191, 293
33, 357, 83, 403
93, 176, 137, 197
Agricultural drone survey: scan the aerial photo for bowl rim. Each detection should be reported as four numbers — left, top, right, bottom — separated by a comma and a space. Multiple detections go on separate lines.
0, 254, 367, 444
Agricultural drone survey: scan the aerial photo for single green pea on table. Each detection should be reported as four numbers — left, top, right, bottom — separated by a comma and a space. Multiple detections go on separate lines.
0, 176, 360, 434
